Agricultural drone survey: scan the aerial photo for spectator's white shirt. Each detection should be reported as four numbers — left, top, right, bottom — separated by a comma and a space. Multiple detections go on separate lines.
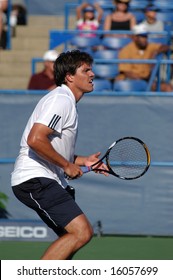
141, 20, 164, 32
11, 84, 78, 188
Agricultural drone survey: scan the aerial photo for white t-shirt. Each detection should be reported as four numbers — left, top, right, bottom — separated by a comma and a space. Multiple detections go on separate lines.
141, 20, 164, 32
11, 84, 78, 188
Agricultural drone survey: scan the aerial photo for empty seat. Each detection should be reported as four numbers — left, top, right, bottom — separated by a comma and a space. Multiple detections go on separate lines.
93, 78, 112, 91
113, 79, 147, 91
70, 35, 101, 48
101, 37, 131, 50
93, 49, 119, 59
93, 63, 119, 79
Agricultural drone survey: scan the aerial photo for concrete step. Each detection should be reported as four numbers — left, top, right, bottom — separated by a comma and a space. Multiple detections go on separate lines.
12, 37, 49, 51
0, 50, 46, 62
0, 15, 66, 89
0, 62, 30, 76
16, 25, 56, 38
0, 77, 29, 89
28, 15, 63, 26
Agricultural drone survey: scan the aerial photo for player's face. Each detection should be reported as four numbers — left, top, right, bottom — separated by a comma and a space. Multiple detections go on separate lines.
72, 62, 95, 94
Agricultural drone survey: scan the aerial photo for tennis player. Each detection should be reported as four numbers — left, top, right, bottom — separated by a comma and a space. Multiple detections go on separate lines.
11, 50, 107, 260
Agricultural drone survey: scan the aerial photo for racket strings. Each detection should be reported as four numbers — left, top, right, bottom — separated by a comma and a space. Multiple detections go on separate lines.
109, 139, 149, 179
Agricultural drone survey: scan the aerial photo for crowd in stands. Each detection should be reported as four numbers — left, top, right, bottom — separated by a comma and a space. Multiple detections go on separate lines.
69, 0, 172, 92
3, 0, 172, 93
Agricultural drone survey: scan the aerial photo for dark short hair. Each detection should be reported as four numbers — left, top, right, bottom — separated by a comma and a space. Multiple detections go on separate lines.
54, 50, 93, 86
145, 4, 158, 13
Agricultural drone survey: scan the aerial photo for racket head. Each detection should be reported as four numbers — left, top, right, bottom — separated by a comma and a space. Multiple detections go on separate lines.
105, 136, 151, 180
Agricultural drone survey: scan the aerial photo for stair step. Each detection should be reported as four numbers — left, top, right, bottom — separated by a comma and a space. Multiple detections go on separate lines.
12, 37, 49, 51
0, 50, 46, 62
0, 77, 29, 89
0, 15, 65, 89
28, 15, 63, 26
16, 26, 53, 38
0, 62, 30, 76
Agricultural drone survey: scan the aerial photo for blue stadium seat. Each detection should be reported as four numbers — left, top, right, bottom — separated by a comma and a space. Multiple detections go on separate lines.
101, 37, 131, 50
70, 35, 101, 52
93, 63, 119, 79
93, 49, 119, 59
93, 79, 112, 91
148, 35, 169, 45
80, 0, 113, 5
129, 0, 149, 9
156, 12, 173, 31
152, 1, 173, 11
113, 79, 148, 92
131, 11, 145, 24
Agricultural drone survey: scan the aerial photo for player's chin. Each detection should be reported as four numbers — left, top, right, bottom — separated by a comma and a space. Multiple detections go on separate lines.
85, 84, 94, 93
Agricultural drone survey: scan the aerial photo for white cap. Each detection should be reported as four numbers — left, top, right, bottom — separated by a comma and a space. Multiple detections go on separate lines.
132, 24, 148, 35
43, 50, 59, 61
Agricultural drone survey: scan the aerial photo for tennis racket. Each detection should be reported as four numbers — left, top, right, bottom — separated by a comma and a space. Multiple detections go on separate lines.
81, 136, 150, 180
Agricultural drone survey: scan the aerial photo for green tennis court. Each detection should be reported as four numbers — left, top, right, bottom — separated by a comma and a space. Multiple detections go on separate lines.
0, 235, 173, 260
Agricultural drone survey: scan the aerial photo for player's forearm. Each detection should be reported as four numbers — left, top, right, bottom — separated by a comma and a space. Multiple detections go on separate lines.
28, 137, 69, 170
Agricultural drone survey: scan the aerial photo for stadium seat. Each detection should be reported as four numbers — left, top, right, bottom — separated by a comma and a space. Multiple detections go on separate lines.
101, 37, 131, 50
81, 0, 113, 5
113, 79, 148, 92
69, 35, 101, 52
93, 79, 112, 91
152, 1, 173, 11
93, 63, 119, 79
129, 0, 149, 9
131, 11, 145, 24
93, 49, 119, 59
148, 35, 169, 45
156, 12, 173, 31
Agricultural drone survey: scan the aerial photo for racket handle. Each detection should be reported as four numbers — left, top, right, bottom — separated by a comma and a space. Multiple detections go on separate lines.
81, 166, 92, 173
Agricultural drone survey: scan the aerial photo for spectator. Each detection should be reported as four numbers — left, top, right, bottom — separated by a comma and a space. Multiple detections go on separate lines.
0, 0, 8, 49
76, 2, 103, 37
141, 5, 164, 32
104, 0, 136, 36
116, 24, 173, 91
27, 50, 59, 90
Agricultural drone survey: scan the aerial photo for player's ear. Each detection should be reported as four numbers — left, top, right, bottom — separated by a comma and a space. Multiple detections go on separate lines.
65, 73, 74, 83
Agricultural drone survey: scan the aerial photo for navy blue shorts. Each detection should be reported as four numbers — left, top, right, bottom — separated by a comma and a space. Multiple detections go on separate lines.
12, 177, 83, 236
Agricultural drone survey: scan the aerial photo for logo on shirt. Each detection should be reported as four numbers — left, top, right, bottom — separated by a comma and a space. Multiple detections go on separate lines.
48, 114, 61, 130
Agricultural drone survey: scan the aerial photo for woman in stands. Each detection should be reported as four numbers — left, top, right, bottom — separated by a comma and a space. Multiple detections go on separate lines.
104, 0, 136, 36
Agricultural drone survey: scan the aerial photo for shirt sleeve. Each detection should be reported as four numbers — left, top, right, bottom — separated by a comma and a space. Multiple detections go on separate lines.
36, 95, 73, 134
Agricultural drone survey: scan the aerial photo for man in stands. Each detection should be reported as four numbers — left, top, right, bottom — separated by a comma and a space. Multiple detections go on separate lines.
116, 24, 173, 91
27, 50, 59, 90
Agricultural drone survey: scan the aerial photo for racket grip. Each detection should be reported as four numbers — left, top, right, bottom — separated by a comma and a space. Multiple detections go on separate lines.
81, 166, 92, 173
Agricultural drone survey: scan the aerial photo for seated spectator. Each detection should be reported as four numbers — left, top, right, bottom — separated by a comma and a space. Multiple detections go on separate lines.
116, 24, 173, 92
104, 0, 136, 36
141, 5, 164, 32
76, 2, 103, 37
0, 0, 8, 49
27, 50, 59, 90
